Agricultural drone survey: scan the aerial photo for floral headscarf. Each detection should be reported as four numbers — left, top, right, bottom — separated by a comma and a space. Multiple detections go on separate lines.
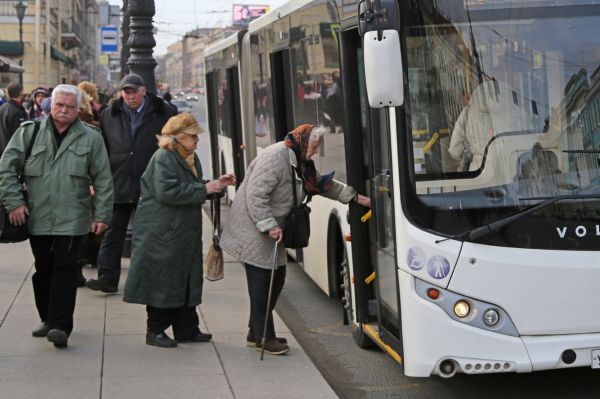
284, 124, 334, 194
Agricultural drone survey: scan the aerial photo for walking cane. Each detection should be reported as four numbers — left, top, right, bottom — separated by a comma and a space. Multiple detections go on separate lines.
260, 240, 279, 360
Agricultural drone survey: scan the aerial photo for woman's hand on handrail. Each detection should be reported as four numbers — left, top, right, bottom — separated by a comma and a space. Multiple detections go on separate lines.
356, 194, 371, 208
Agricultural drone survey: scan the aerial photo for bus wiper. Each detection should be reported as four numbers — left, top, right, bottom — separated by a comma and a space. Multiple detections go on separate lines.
562, 150, 600, 154
435, 193, 600, 243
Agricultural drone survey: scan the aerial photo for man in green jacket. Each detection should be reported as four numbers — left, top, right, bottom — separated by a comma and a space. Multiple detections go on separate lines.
0, 84, 113, 348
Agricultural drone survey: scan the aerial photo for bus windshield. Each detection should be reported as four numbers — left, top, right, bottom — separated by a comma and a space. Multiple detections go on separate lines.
403, 1, 600, 249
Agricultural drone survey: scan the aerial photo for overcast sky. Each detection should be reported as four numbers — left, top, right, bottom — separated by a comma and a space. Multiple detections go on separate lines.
108, 0, 288, 55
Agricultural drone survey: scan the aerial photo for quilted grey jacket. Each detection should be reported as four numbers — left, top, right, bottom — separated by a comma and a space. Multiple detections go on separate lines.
220, 141, 356, 269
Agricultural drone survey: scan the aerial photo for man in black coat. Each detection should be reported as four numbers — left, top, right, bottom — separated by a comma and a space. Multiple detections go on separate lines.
86, 74, 177, 293
0, 83, 27, 156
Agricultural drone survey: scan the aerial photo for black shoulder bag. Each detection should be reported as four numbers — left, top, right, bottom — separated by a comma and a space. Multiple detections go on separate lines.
282, 166, 311, 249
0, 122, 41, 243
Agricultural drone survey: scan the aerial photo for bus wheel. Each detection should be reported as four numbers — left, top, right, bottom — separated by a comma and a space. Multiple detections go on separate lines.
340, 255, 352, 326
339, 250, 373, 348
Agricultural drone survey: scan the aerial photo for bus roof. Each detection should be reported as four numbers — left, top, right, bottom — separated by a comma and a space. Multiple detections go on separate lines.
248, 0, 313, 32
203, 30, 245, 58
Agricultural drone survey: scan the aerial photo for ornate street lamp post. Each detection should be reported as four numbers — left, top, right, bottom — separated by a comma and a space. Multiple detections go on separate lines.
126, 0, 157, 94
14, 0, 27, 86
120, 0, 130, 77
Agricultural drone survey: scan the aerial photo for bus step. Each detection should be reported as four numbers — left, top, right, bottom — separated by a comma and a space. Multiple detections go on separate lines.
362, 323, 402, 364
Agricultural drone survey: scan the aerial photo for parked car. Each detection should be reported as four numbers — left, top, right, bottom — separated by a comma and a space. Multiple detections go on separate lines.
187, 95, 199, 101
171, 99, 192, 114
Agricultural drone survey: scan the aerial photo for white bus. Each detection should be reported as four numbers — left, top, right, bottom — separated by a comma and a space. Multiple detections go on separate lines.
204, 0, 600, 377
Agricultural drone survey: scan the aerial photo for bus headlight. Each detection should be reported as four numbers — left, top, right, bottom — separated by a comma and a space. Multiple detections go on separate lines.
415, 279, 519, 337
454, 301, 470, 318
483, 309, 500, 326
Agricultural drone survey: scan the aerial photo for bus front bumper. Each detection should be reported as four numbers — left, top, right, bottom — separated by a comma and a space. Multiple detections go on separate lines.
399, 271, 600, 377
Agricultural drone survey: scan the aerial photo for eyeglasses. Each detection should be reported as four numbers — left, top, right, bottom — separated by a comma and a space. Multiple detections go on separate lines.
53, 102, 78, 111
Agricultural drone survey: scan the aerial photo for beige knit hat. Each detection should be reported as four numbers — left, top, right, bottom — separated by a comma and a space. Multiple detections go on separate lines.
161, 113, 204, 136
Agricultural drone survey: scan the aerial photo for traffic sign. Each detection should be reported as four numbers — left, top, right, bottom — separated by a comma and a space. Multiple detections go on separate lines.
100, 26, 118, 53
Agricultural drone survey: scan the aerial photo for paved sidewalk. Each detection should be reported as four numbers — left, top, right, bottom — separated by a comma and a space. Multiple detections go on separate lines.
0, 214, 338, 399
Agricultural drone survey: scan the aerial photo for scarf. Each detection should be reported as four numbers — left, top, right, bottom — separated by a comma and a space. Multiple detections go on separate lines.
175, 144, 197, 177
284, 124, 334, 195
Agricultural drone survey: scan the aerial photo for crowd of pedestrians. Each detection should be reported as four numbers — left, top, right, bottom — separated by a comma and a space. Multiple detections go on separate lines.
0, 74, 239, 351
0, 74, 370, 357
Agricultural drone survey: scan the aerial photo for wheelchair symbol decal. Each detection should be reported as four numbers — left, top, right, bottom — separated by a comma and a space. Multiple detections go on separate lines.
406, 247, 426, 271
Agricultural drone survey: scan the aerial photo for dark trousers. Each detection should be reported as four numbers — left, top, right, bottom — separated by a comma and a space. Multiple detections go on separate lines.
30, 235, 84, 335
146, 305, 200, 341
96, 203, 135, 285
244, 263, 286, 342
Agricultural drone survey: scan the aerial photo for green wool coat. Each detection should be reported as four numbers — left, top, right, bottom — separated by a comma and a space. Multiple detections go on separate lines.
0, 118, 113, 235
123, 148, 208, 309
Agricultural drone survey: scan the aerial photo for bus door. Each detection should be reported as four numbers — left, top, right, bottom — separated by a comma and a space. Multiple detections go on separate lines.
225, 65, 245, 186
270, 48, 303, 260
341, 29, 402, 351
368, 103, 401, 343
269, 49, 294, 141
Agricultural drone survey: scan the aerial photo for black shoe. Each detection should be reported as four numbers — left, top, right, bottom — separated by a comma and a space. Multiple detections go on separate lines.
178, 331, 212, 343
32, 322, 50, 338
47, 329, 68, 348
245, 330, 287, 347
86, 279, 118, 293
76, 271, 86, 287
146, 331, 178, 348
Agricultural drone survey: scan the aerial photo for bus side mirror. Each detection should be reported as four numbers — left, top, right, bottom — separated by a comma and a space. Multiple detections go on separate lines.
358, 0, 404, 108
364, 30, 404, 108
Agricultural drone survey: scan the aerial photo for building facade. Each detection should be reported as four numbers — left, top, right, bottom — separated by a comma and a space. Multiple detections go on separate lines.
0, 0, 102, 92
164, 40, 183, 91
162, 28, 236, 93
96, 0, 121, 90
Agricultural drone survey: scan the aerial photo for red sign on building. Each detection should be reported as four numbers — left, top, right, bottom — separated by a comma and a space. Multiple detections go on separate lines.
232, 4, 269, 27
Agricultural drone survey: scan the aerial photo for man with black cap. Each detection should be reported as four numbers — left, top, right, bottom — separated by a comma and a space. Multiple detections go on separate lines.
86, 73, 177, 293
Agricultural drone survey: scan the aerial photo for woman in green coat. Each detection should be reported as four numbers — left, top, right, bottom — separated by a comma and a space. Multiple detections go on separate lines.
123, 113, 236, 348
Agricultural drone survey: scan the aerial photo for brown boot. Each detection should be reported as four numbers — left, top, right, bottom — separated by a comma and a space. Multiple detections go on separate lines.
256, 339, 289, 355
246, 330, 288, 347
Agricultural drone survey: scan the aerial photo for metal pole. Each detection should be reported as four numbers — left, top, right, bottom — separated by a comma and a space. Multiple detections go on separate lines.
18, 18, 23, 86
14, 1, 28, 87
120, 0, 130, 77
126, 0, 157, 94
260, 241, 279, 360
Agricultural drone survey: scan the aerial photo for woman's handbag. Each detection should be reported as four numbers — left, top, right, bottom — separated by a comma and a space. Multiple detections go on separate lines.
205, 198, 224, 281
283, 166, 311, 249
0, 122, 40, 243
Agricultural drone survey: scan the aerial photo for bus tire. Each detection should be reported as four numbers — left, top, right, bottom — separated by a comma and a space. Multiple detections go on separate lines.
327, 218, 347, 317
328, 217, 374, 348
340, 247, 376, 349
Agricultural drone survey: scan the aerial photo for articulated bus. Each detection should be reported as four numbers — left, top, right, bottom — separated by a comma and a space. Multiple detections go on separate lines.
204, 0, 600, 377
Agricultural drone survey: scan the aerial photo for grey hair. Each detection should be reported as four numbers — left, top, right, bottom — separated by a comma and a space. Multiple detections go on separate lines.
157, 135, 176, 151
51, 84, 82, 106
157, 133, 189, 151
